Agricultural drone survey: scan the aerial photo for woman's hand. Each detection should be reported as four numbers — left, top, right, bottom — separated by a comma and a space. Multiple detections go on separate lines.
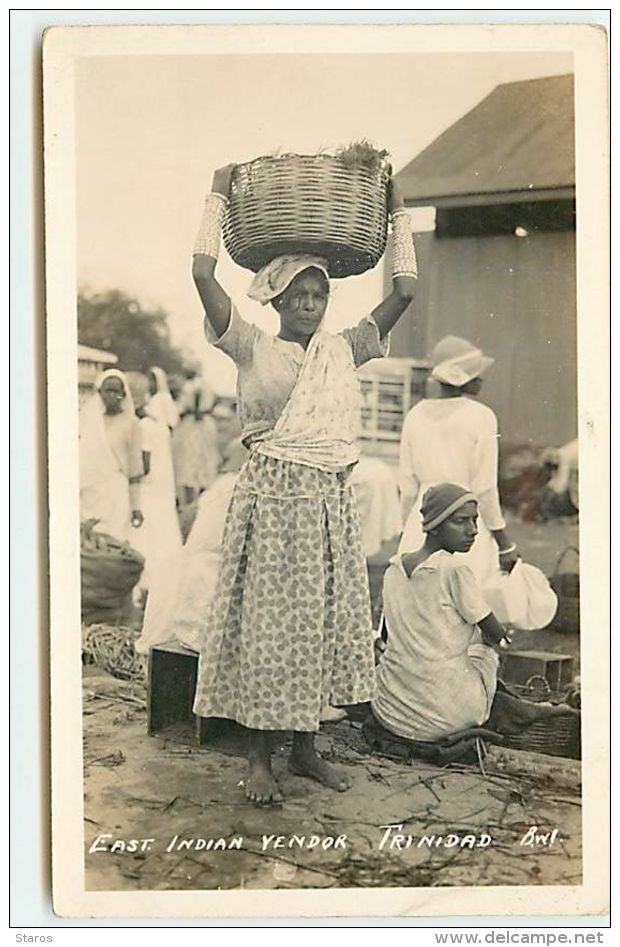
388, 175, 405, 214
492, 530, 519, 573
496, 628, 514, 652
211, 164, 236, 200
478, 612, 512, 651
499, 548, 519, 573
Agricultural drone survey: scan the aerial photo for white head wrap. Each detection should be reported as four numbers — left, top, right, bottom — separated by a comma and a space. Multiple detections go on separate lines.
146, 366, 179, 428
150, 366, 170, 395
95, 368, 136, 416
247, 254, 330, 306
430, 335, 494, 387
79, 369, 137, 487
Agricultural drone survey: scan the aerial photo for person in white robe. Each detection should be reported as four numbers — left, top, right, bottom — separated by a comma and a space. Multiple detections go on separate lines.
135, 429, 246, 654
147, 366, 179, 431
350, 455, 401, 559
171, 364, 219, 504
127, 374, 183, 591
79, 369, 144, 542
398, 336, 519, 583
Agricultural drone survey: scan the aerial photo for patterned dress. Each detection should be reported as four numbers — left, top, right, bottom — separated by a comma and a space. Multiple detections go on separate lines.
193, 309, 387, 732
171, 377, 219, 497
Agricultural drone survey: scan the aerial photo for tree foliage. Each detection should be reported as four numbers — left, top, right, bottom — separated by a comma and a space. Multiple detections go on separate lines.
77, 289, 188, 375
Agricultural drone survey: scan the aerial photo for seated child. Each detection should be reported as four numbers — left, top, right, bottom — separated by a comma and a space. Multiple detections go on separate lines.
372, 482, 511, 743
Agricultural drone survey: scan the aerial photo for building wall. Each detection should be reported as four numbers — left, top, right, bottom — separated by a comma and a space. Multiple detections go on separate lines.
78, 355, 117, 406
387, 227, 577, 451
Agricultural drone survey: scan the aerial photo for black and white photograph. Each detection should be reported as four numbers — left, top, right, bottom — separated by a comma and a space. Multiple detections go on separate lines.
42, 23, 609, 919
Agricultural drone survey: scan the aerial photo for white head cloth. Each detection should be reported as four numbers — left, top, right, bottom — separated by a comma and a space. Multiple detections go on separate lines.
151, 366, 170, 395
247, 254, 330, 306
430, 335, 494, 387
95, 368, 136, 415
146, 366, 179, 428
79, 369, 136, 487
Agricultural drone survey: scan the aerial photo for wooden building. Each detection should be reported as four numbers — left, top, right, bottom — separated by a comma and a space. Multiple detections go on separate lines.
387, 74, 577, 452
78, 343, 118, 405
358, 356, 429, 458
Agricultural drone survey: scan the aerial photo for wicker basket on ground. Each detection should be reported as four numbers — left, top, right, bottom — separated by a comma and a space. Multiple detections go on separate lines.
223, 153, 391, 278
498, 678, 581, 759
501, 712, 581, 760
547, 545, 580, 635
80, 520, 144, 625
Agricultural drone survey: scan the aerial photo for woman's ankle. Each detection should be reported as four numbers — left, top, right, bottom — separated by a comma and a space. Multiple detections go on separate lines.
247, 729, 274, 768
291, 731, 318, 760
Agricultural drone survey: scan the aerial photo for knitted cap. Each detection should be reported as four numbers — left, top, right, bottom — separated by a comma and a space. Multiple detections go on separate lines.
421, 483, 478, 532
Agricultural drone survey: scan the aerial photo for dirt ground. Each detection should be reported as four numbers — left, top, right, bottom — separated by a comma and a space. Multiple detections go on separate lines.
83, 514, 582, 893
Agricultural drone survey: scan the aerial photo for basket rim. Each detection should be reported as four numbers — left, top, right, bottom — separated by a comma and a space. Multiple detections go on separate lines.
233, 152, 392, 173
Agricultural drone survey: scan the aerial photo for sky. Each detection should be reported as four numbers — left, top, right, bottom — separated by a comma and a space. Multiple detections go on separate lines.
76, 50, 572, 394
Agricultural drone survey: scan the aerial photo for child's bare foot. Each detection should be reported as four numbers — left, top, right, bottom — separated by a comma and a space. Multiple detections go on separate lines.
245, 760, 283, 805
289, 748, 351, 792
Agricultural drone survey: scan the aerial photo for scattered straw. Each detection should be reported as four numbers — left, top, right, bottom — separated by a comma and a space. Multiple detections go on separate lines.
82, 623, 146, 681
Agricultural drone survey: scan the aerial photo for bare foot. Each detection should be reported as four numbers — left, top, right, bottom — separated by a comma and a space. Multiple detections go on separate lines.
320, 705, 347, 723
289, 750, 351, 792
245, 761, 283, 806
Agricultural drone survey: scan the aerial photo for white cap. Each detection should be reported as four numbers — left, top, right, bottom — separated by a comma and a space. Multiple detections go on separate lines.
430, 335, 494, 387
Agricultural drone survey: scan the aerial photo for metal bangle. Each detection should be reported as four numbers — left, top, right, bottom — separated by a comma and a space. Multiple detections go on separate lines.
193, 193, 227, 258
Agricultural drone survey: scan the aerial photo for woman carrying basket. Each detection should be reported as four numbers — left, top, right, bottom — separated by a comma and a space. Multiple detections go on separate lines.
191, 163, 418, 804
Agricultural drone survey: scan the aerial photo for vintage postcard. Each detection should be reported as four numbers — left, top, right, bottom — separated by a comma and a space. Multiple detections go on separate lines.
44, 23, 609, 919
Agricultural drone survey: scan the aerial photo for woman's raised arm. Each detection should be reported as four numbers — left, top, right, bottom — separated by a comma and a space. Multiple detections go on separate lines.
370, 177, 418, 340
192, 165, 236, 339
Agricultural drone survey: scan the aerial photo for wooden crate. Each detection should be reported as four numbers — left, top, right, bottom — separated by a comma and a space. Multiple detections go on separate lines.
147, 642, 207, 746
147, 642, 248, 754
501, 649, 574, 691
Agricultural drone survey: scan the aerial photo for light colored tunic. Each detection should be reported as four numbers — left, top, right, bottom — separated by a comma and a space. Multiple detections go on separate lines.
130, 416, 182, 589
193, 309, 387, 732
215, 309, 388, 448
350, 456, 401, 558
399, 397, 505, 582
79, 411, 142, 543
136, 470, 238, 654
373, 550, 499, 741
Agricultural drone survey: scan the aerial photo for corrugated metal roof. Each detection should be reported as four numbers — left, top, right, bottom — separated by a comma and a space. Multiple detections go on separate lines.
396, 74, 575, 206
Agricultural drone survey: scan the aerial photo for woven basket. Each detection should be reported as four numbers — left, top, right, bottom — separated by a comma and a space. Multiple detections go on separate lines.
223, 154, 391, 278
81, 543, 144, 607
493, 680, 581, 759
80, 524, 144, 624
502, 711, 581, 759
547, 546, 580, 635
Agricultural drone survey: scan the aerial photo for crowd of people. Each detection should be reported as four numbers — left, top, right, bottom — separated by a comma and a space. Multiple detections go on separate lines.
79, 163, 565, 807
79, 363, 221, 598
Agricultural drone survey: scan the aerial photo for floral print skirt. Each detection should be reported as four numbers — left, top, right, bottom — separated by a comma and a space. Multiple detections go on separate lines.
193, 451, 376, 731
